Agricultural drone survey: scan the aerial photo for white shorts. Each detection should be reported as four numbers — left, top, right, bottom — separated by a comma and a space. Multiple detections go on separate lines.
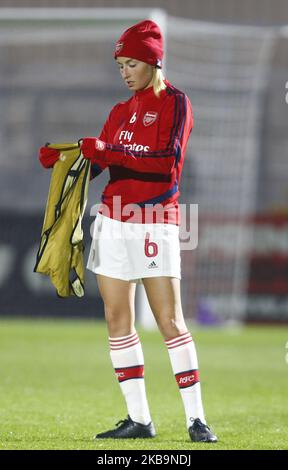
87, 213, 181, 283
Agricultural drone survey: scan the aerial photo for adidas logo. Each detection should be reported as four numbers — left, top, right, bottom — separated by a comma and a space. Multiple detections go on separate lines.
148, 261, 158, 269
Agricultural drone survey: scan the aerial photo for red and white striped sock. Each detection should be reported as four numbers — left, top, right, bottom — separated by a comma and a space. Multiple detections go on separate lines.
109, 331, 152, 425
165, 331, 206, 428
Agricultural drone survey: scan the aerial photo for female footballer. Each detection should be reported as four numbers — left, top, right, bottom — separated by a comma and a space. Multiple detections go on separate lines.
39, 20, 217, 443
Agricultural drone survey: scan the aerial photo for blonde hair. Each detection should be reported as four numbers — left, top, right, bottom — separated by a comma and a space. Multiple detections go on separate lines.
152, 67, 167, 98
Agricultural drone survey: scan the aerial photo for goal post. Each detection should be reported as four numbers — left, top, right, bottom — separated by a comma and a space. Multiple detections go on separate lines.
0, 8, 283, 325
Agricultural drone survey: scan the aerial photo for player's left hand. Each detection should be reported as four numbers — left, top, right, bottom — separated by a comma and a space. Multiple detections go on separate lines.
80, 137, 106, 163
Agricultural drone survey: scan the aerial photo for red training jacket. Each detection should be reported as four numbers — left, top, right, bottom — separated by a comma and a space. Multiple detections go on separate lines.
91, 79, 193, 224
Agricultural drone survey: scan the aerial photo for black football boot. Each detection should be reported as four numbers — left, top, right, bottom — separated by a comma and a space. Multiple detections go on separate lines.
189, 418, 218, 443
95, 415, 156, 439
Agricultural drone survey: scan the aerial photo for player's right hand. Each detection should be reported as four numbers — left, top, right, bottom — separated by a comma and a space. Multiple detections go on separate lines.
38, 147, 61, 169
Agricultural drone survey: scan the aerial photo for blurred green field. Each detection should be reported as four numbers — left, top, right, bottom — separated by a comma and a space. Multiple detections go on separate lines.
0, 319, 287, 450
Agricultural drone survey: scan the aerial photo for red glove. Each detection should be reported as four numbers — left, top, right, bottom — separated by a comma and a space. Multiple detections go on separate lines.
80, 137, 106, 164
39, 147, 60, 169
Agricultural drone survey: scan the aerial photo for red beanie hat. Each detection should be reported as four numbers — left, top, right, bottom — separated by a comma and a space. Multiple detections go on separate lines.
114, 20, 163, 68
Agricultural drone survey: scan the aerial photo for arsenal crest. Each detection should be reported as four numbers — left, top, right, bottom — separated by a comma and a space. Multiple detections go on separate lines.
143, 111, 158, 127
115, 42, 123, 54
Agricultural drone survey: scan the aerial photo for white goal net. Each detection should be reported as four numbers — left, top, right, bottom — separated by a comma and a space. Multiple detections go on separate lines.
0, 8, 283, 324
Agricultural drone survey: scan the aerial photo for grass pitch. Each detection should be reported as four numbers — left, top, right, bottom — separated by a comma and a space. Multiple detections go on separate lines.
0, 319, 287, 450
